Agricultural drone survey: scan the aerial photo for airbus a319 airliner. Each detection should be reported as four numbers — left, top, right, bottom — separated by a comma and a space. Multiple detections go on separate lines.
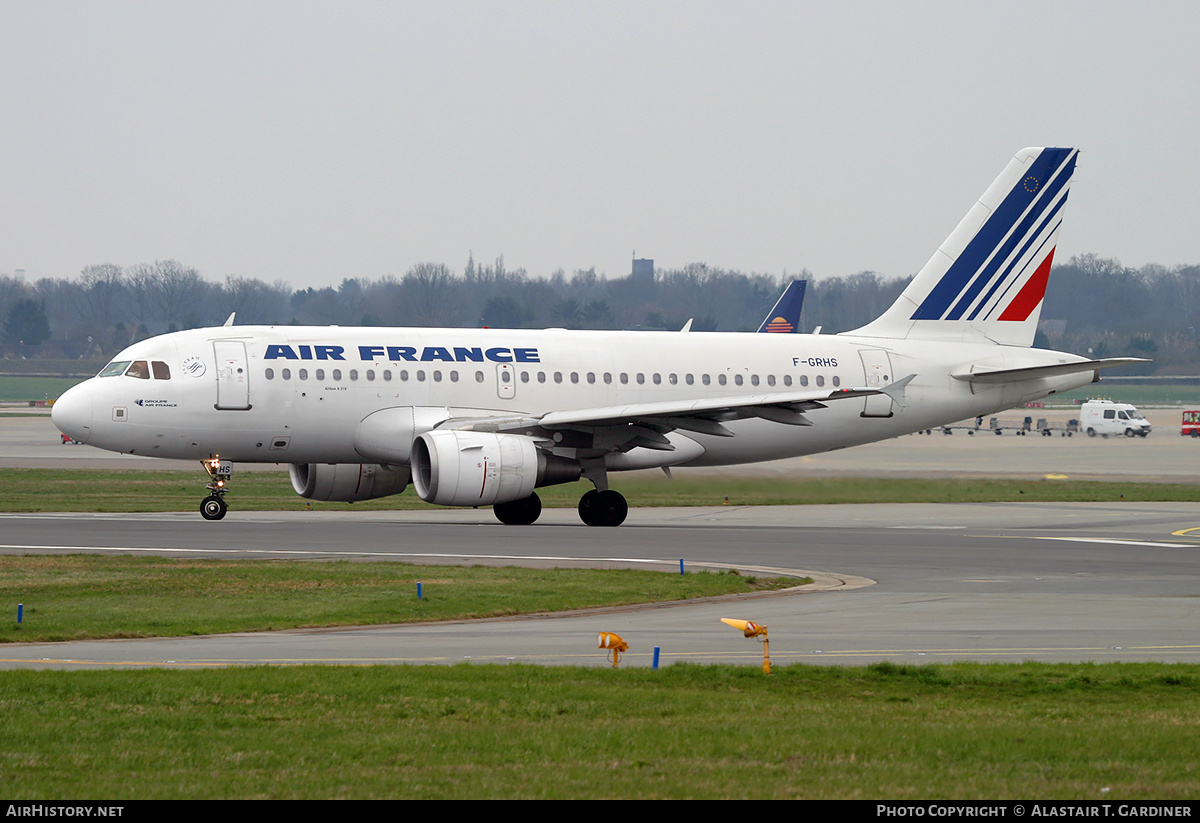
52, 148, 1141, 526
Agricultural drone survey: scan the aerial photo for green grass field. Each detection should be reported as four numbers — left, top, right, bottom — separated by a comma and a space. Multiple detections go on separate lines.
1, 468, 1198, 514
0, 554, 797, 643
0, 375, 80, 403
1, 662, 1196, 799
1056, 383, 1200, 407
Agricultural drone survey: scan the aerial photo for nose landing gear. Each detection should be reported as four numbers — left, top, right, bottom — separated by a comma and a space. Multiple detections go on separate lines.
200, 457, 232, 520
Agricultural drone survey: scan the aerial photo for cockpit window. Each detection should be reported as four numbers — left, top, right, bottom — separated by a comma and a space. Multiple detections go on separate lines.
99, 360, 131, 377
152, 361, 171, 380
125, 361, 150, 379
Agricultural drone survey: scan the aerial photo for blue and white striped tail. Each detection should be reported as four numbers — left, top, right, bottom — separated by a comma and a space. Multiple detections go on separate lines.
849, 147, 1077, 347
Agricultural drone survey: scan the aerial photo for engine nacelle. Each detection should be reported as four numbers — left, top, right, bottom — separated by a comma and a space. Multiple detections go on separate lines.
289, 463, 411, 502
411, 431, 580, 507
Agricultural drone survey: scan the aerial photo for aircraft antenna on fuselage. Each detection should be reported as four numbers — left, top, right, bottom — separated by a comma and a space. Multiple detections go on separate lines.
223, 312, 236, 327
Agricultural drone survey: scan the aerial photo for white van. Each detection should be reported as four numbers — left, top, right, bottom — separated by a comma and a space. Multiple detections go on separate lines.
1079, 400, 1151, 438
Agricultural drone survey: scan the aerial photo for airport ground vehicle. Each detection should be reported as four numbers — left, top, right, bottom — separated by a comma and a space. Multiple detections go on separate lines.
1182, 410, 1200, 438
1080, 399, 1151, 438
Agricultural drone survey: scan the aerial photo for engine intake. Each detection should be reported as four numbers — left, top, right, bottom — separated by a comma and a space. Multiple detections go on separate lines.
411, 431, 580, 507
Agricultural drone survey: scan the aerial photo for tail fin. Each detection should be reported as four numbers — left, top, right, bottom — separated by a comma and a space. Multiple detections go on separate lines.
757, 279, 807, 333
848, 147, 1077, 346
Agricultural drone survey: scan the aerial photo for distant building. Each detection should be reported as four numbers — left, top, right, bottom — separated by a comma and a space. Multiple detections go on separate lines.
631, 258, 654, 283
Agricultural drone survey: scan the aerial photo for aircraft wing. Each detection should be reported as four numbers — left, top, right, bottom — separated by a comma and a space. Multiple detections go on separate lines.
444, 375, 915, 450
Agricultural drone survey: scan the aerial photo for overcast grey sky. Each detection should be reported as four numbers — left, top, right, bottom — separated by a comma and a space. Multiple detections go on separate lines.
2, 1, 1197, 289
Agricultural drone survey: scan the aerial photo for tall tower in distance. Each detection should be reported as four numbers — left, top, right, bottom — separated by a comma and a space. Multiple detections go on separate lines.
631, 256, 653, 284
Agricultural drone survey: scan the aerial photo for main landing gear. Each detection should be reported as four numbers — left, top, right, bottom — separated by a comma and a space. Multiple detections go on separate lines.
578, 488, 628, 527
491, 483, 629, 528
199, 457, 232, 521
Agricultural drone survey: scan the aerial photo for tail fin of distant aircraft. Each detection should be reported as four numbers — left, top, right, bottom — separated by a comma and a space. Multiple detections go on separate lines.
847, 147, 1077, 347
757, 279, 807, 333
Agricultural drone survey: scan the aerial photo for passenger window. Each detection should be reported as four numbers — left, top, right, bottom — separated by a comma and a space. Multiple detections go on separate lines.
316, 369, 325, 380
1104, 410, 1115, 419
783, 375, 792, 387
734, 375, 743, 386
349, 369, 358, 381
332, 369, 342, 381
152, 361, 171, 380
816, 375, 825, 387
282, 368, 291, 380
718, 375, 727, 386
265, 368, 275, 380
299, 368, 309, 380
476, 371, 485, 383
832, 376, 841, 387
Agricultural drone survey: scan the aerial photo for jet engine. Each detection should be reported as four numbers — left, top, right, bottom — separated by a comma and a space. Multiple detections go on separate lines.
288, 463, 410, 502
411, 430, 580, 507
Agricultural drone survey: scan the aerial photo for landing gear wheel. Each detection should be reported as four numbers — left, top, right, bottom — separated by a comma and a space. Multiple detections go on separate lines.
494, 492, 542, 525
578, 489, 627, 527
200, 495, 228, 521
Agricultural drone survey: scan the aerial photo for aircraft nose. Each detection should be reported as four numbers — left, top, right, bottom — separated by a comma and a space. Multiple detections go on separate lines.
51, 383, 94, 444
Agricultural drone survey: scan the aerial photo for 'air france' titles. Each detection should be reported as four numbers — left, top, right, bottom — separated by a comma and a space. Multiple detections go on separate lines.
264, 344, 540, 363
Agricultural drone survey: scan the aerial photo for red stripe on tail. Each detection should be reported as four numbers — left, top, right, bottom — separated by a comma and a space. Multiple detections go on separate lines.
998, 247, 1055, 321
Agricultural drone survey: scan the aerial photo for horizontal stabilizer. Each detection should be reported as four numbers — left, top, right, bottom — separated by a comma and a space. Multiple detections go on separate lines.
951, 358, 1149, 384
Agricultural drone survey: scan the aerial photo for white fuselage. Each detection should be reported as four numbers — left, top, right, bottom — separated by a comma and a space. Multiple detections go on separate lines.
52, 325, 1096, 469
